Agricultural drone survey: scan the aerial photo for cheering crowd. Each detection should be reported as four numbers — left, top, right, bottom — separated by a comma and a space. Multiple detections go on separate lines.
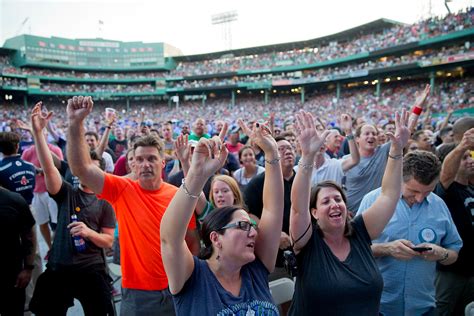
171, 9, 473, 76
0, 80, 472, 316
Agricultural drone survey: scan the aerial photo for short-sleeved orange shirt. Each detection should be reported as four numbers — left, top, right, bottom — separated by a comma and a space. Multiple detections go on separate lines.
99, 173, 196, 290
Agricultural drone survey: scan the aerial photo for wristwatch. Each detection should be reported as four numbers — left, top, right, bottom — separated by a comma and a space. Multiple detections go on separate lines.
437, 249, 449, 263
24, 264, 35, 270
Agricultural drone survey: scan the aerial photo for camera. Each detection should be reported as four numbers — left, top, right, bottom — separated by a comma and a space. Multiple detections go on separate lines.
283, 249, 298, 277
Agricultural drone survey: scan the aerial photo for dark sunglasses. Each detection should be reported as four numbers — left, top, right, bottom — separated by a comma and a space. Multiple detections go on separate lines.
218, 220, 258, 232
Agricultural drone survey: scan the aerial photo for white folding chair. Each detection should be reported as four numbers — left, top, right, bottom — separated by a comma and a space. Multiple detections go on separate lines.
269, 278, 295, 306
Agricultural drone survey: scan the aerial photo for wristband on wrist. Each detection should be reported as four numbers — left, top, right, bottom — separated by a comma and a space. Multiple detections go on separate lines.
181, 179, 199, 199
265, 156, 281, 165
297, 160, 314, 170
388, 153, 403, 160
412, 106, 423, 115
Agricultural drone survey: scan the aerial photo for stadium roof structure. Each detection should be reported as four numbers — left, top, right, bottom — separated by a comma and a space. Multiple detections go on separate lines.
0, 47, 16, 55
174, 18, 406, 62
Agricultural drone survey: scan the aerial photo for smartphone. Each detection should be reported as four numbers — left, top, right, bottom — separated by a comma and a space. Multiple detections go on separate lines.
411, 247, 432, 252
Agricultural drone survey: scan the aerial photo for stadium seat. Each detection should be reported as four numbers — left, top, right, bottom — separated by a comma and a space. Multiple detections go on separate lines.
108, 262, 122, 315
269, 277, 295, 306
466, 301, 474, 316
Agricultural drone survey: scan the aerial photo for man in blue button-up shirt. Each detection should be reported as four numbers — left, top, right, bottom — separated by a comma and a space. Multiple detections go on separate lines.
359, 150, 462, 316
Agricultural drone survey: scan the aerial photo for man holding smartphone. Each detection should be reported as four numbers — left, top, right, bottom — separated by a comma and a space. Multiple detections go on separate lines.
358, 150, 462, 316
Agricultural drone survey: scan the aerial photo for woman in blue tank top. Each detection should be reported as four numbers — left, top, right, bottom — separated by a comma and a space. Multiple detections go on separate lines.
161, 119, 289, 316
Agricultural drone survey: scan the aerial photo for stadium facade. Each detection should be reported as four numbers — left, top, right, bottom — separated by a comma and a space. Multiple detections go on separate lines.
0, 11, 473, 113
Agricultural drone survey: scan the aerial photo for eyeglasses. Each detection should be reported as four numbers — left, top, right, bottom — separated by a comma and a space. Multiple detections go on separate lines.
218, 220, 258, 232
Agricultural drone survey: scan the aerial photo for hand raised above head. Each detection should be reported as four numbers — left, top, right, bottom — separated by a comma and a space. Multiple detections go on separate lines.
66, 95, 93, 123
460, 128, 474, 150
189, 136, 228, 179
13, 118, 32, 132
413, 84, 430, 110
340, 113, 353, 134
218, 121, 228, 143
386, 109, 410, 152
238, 118, 277, 154
30, 101, 53, 134
174, 134, 191, 164
295, 111, 332, 157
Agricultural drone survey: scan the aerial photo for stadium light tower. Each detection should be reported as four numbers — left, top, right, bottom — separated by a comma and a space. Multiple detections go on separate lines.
15, 17, 30, 36
211, 10, 238, 51
444, 0, 452, 14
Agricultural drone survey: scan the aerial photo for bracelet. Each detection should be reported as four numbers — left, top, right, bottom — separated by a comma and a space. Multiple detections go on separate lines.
438, 249, 449, 263
388, 153, 403, 160
298, 160, 314, 170
346, 134, 354, 141
412, 106, 423, 115
265, 156, 281, 165
105, 125, 112, 129
181, 179, 199, 199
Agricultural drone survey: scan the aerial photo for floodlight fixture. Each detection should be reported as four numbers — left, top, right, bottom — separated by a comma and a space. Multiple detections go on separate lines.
211, 10, 239, 50
211, 11, 238, 25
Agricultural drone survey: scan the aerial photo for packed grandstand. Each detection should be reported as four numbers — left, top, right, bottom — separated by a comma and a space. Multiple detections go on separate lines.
1, 6, 474, 316
0, 7, 472, 132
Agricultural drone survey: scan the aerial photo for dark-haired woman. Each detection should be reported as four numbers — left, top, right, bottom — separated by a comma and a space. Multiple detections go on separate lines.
161, 120, 284, 315
233, 145, 265, 190
288, 110, 410, 316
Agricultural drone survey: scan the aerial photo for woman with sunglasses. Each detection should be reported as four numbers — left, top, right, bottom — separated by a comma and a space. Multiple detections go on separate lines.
288, 110, 409, 315
161, 120, 283, 315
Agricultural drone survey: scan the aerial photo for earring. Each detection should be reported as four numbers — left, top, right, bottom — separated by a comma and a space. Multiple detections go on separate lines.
216, 244, 222, 261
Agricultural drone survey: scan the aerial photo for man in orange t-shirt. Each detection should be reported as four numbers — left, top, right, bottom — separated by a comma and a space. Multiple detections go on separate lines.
66, 96, 199, 316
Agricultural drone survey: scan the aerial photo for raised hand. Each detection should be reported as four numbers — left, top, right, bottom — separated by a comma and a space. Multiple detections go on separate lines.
340, 113, 353, 134
237, 118, 277, 155
459, 128, 474, 150
189, 136, 228, 179
174, 134, 191, 165
386, 109, 410, 152
31, 101, 53, 134
295, 111, 332, 157
218, 121, 228, 142
66, 96, 93, 123
105, 111, 117, 127
12, 118, 32, 133
413, 84, 430, 110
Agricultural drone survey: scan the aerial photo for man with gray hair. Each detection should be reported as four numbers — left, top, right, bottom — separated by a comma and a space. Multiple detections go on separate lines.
358, 150, 462, 316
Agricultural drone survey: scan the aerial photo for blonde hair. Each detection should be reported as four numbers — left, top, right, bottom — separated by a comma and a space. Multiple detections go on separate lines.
210, 175, 244, 207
